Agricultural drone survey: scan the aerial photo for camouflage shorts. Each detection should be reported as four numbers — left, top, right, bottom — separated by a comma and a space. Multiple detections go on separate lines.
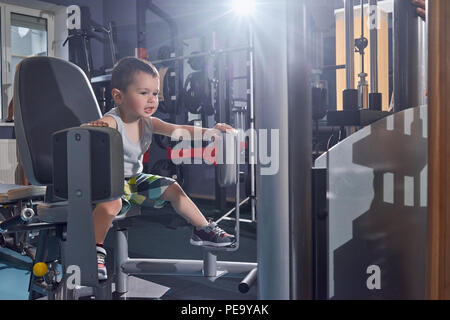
119, 172, 176, 216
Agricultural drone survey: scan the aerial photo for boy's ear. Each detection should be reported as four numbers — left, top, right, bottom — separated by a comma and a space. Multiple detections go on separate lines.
111, 88, 123, 105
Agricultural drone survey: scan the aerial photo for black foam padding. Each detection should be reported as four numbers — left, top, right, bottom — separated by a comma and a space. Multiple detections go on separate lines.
14, 57, 102, 185
52, 127, 124, 201
369, 92, 382, 111
342, 89, 359, 111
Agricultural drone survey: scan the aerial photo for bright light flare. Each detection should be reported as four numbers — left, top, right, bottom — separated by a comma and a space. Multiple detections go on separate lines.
232, 0, 255, 16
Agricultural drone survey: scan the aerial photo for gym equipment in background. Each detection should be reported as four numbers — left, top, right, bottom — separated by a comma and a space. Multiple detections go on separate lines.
63, 29, 94, 79
157, 65, 178, 115
156, 46, 178, 115
0, 186, 44, 260
368, 0, 382, 111
393, 0, 427, 113
91, 21, 119, 71
215, 100, 255, 224
183, 52, 215, 116
355, 0, 369, 110
62, 7, 115, 80
137, 1, 184, 116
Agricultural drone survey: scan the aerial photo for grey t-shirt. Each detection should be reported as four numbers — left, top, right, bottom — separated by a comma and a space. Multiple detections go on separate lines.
104, 107, 153, 178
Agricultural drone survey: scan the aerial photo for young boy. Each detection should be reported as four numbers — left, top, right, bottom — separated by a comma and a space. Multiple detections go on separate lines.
82, 57, 235, 280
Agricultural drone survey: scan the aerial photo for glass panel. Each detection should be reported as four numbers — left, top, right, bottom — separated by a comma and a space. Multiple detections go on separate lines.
10, 13, 47, 79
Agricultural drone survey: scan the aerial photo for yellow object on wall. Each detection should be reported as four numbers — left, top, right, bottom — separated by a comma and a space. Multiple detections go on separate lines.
335, 6, 390, 111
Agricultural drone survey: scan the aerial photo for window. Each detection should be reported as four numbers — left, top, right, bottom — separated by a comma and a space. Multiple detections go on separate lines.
10, 13, 48, 80
0, 3, 54, 119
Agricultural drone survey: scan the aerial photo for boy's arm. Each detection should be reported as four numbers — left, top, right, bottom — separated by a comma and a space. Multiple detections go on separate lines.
81, 116, 117, 129
151, 117, 234, 140
151, 117, 178, 136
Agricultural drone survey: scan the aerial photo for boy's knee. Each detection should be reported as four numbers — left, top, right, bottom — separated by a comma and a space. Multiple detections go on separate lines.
97, 198, 122, 216
161, 182, 183, 202
172, 182, 185, 195
110, 198, 123, 215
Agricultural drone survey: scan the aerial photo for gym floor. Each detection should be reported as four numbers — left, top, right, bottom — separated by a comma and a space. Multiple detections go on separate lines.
0, 198, 257, 300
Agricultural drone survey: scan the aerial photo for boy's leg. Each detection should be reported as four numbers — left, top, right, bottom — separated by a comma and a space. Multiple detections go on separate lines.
158, 182, 209, 228
92, 198, 123, 244
91, 198, 122, 281
139, 176, 235, 247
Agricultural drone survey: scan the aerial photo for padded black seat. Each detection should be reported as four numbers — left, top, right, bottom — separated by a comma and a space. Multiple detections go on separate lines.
14, 56, 102, 186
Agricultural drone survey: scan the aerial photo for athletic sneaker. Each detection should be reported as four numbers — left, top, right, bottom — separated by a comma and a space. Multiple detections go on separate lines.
96, 245, 107, 281
190, 221, 236, 247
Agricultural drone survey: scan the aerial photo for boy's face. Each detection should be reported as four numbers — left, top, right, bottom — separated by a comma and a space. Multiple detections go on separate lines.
115, 71, 160, 118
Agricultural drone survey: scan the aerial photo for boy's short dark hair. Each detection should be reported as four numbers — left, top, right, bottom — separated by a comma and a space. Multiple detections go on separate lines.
111, 57, 159, 91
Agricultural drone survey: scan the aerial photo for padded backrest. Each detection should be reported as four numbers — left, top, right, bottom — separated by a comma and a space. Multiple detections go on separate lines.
13, 57, 102, 185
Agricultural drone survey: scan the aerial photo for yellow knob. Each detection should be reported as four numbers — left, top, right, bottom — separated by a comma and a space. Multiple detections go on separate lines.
33, 262, 48, 277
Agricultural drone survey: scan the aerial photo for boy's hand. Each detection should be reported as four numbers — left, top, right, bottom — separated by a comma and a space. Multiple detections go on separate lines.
411, 0, 426, 20
81, 120, 110, 127
213, 123, 235, 133
207, 123, 236, 142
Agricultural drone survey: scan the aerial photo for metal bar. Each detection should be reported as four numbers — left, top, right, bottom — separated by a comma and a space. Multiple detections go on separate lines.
255, 0, 291, 300
0, 214, 27, 233
239, 267, 258, 293
360, 0, 365, 75
248, 22, 257, 223
65, 130, 98, 288
322, 64, 346, 71
369, 0, 378, 93
287, 0, 313, 300
4, 222, 64, 234
151, 46, 252, 65
28, 228, 49, 300
121, 258, 257, 276
222, 217, 255, 224
234, 133, 241, 250
81, 35, 92, 79
108, 22, 117, 65
311, 168, 328, 300
216, 197, 250, 224
147, 0, 178, 42
215, 53, 228, 212
115, 228, 129, 294
357, 0, 369, 109
345, 0, 355, 89
203, 251, 217, 277
136, 0, 147, 49
215, 132, 242, 252
393, 0, 427, 112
